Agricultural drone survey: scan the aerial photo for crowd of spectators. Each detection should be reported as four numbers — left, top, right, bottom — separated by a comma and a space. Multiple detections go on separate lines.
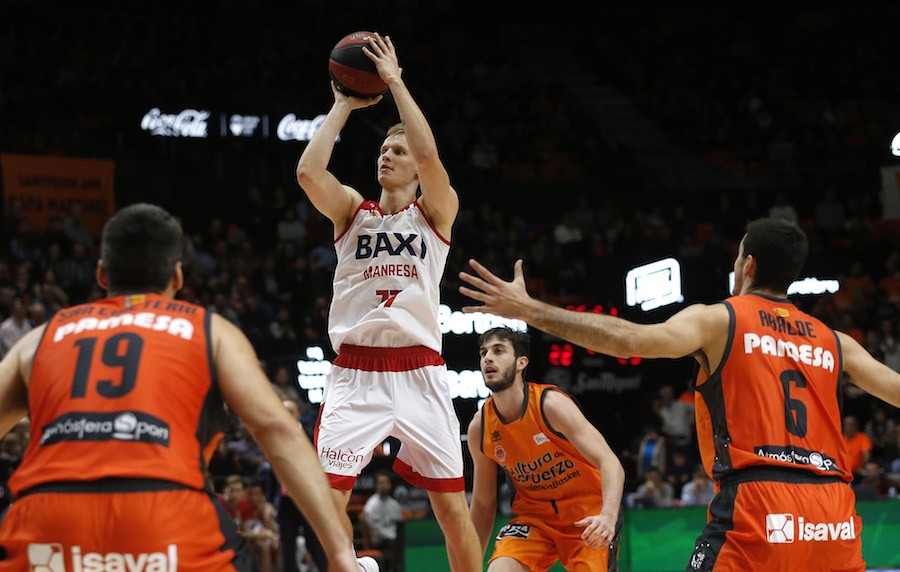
2, 182, 900, 498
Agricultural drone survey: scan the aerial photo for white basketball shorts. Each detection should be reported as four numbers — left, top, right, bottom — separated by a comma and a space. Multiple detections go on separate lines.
314, 344, 464, 492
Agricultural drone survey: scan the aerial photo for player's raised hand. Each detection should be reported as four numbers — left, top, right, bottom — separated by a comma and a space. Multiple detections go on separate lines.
575, 513, 617, 550
459, 259, 532, 319
363, 33, 402, 85
330, 81, 382, 110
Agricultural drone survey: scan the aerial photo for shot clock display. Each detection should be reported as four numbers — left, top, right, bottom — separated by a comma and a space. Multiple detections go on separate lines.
544, 304, 642, 368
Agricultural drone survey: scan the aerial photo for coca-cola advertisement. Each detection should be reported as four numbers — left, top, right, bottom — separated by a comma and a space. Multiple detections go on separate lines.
276, 113, 328, 142
137, 108, 331, 142
140, 108, 211, 138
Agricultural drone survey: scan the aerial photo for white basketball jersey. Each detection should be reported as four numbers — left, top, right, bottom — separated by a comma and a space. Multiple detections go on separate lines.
329, 200, 451, 352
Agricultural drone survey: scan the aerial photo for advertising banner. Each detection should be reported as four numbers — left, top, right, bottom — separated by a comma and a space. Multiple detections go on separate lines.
1, 154, 115, 238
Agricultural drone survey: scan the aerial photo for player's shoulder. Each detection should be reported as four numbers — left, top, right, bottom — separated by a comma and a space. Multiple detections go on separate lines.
539, 385, 578, 412
467, 405, 486, 433
670, 301, 732, 331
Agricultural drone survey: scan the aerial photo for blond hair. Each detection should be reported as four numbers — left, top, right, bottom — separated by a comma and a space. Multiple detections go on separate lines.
385, 122, 406, 137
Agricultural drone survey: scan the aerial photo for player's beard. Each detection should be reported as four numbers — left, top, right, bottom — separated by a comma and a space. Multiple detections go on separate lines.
484, 363, 517, 393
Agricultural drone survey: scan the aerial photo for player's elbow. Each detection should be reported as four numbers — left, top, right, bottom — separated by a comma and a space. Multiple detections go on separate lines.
614, 335, 644, 360
247, 416, 306, 455
414, 144, 440, 164
295, 162, 315, 189
611, 459, 626, 483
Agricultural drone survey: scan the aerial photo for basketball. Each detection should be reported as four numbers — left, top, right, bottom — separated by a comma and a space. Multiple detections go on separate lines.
328, 31, 389, 99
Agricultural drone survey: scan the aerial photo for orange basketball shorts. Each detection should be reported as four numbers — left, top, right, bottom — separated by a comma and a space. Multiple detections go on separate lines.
490, 513, 623, 572
0, 485, 253, 571
686, 467, 865, 571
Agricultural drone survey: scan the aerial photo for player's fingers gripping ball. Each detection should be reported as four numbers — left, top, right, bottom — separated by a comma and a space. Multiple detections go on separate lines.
328, 31, 390, 99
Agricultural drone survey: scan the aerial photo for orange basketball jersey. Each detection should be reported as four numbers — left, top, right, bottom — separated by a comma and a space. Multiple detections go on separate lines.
480, 383, 603, 526
10, 294, 228, 495
694, 293, 851, 482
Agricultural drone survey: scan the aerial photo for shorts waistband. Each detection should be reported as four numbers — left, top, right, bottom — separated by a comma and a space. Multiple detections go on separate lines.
334, 344, 445, 372
720, 465, 848, 487
16, 478, 195, 497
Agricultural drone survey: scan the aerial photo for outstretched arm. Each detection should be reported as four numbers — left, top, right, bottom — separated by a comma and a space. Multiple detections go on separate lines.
542, 390, 624, 549
365, 33, 458, 234
211, 314, 357, 572
459, 259, 726, 360
0, 325, 42, 437
296, 84, 374, 235
838, 331, 900, 407
466, 413, 499, 558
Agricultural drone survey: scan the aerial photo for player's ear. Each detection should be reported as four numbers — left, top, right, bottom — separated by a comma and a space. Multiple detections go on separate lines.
743, 254, 757, 284
517, 355, 529, 372
96, 260, 109, 290
172, 261, 184, 292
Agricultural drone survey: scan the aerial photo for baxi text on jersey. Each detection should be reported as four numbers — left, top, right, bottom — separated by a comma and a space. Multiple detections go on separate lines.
743, 333, 835, 371
54, 313, 194, 343
355, 232, 427, 260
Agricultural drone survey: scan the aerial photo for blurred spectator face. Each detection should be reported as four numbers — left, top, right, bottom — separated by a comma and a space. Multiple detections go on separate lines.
223, 478, 245, 504
864, 461, 881, 477
660, 385, 674, 403
2, 433, 24, 457
247, 484, 266, 507
11, 299, 26, 321
375, 474, 393, 497
693, 467, 710, 485
843, 416, 859, 436
273, 366, 290, 387
29, 303, 47, 325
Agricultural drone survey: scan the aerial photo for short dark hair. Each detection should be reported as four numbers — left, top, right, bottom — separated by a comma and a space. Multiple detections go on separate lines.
742, 218, 808, 292
101, 203, 183, 292
478, 326, 530, 358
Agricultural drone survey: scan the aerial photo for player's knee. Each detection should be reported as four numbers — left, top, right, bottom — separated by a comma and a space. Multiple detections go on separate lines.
431, 497, 470, 532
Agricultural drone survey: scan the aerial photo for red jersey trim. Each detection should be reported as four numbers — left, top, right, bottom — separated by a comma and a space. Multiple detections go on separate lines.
326, 473, 357, 491
413, 201, 451, 246
334, 344, 445, 372
333, 200, 376, 245
393, 458, 464, 492
313, 402, 324, 449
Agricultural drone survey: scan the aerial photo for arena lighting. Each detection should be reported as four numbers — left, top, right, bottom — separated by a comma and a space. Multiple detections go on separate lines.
728, 272, 840, 296
295, 346, 330, 404
295, 346, 490, 403
625, 257, 684, 311
891, 131, 900, 157
438, 304, 527, 335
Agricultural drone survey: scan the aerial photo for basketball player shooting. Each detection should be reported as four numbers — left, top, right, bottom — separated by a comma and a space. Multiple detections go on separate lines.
296, 32, 482, 572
